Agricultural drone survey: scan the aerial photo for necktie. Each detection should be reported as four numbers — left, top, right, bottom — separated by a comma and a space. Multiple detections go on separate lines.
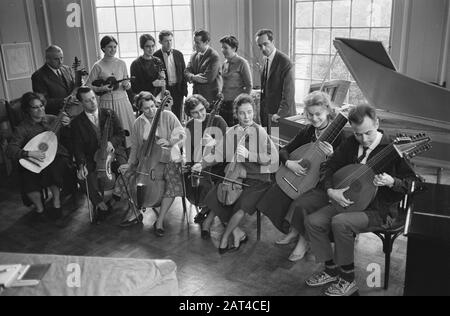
262, 58, 269, 94
166, 50, 171, 56
58, 69, 68, 88
356, 146, 369, 163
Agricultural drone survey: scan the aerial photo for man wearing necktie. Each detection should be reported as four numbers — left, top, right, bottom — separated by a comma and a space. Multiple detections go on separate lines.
154, 30, 188, 121
256, 29, 296, 129
185, 30, 221, 104
32, 45, 76, 116
298, 104, 417, 296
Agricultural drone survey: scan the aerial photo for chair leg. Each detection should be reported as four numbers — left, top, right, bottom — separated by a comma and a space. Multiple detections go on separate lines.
257, 211, 261, 241
383, 233, 393, 290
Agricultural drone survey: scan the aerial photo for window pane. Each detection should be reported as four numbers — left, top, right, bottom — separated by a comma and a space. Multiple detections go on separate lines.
351, 28, 370, 39
330, 56, 350, 80
331, 28, 350, 52
96, 0, 114, 7
296, 29, 312, 54
116, 0, 133, 6
312, 55, 330, 80
174, 30, 193, 55
372, 0, 392, 27
314, 1, 332, 27
116, 7, 136, 32
296, 2, 313, 28
154, 6, 173, 30
332, 0, 350, 27
313, 29, 330, 54
118, 33, 139, 58
351, 0, 372, 27
295, 55, 312, 79
154, 0, 172, 5
135, 0, 154, 5
296, 79, 311, 104
173, 6, 191, 30
173, 0, 190, 4
349, 83, 367, 105
136, 7, 155, 31
96, 8, 117, 33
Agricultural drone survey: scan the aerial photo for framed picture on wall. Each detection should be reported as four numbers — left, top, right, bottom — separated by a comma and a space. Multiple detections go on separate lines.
1, 42, 34, 81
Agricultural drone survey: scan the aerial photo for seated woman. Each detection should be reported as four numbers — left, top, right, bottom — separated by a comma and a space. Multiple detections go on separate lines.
6, 92, 72, 219
192, 93, 278, 253
119, 91, 185, 236
256, 91, 345, 261
184, 94, 228, 239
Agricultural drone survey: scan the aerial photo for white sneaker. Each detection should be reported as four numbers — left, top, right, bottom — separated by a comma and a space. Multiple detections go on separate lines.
324, 278, 358, 296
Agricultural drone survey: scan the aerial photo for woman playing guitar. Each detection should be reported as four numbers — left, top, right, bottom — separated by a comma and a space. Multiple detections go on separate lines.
184, 94, 228, 239
119, 91, 185, 236
6, 92, 72, 219
192, 93, 278, 253
257, 91, 346, 261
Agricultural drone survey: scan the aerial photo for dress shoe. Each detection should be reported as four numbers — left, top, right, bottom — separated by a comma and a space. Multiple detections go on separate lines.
153, 222, 165, 237
119, 214, 144, 228
194, 209, 210, 224
201, 230, 211, 240
218, 245, 236, 255
30, 210, 47, 222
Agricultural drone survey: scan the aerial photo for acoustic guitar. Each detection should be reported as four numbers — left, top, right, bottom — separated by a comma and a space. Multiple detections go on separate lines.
331, 134, 431, 213
276, 112, 348, 199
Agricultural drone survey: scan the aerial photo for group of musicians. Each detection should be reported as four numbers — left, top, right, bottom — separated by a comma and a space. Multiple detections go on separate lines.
6, 27, 418, 296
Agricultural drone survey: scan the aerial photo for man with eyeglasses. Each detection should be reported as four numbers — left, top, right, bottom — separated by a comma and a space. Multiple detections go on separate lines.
299, 104, 417, 296
32, 45, 78, 116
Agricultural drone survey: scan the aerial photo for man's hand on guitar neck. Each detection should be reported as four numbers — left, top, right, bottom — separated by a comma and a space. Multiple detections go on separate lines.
327, 187, 354, 208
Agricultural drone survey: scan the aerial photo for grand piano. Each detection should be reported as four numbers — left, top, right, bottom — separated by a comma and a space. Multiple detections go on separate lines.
279, 38, 450, 177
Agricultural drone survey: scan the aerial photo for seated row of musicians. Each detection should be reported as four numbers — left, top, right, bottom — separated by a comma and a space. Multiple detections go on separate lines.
118, 91, 186, 235
192, 94, 279, 253
6, 92, 73, 219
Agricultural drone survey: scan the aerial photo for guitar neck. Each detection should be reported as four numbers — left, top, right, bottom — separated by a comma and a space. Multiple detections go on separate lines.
317, 113, 348, 144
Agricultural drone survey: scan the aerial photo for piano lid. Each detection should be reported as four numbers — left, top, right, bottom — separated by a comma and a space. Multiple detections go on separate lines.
334, 38, 450, 131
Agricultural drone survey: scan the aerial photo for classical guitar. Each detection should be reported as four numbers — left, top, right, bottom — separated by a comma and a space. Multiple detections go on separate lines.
331, 134, 431, 213
276, 112, 348, 199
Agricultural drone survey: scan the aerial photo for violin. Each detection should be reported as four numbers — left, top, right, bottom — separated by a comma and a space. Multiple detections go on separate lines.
93, 110, 116, 192
216, 131, 249, 206
92, 76, 135, 96
185, 97, 224, 207
133, 92, 173, 208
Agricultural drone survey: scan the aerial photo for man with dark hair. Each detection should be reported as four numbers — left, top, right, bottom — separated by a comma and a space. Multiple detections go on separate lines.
32, 45, 78, 116
255, 29, 295, 128
72, 86, 127, 223
185, 29, 221, 104
302, 104, 416, 296
154, 30, 188, 120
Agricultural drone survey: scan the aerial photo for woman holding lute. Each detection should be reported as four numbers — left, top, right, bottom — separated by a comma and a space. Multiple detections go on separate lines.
192, 93, 278, 253
6, 92, 72, 219
118, 91, 185, 236
256, 91, 346, 261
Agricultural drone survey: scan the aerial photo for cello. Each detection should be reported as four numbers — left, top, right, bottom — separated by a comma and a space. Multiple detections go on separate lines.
185, 97, 224, 208
134, 92, 173, 208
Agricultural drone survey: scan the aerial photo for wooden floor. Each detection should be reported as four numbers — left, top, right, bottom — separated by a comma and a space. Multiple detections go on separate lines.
1, 169, 427, 296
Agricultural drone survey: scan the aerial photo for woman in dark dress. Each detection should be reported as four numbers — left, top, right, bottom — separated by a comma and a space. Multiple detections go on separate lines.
256, 91, 346, 261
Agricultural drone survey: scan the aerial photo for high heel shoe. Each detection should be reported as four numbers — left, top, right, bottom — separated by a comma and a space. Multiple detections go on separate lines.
275, 233, 299, 245
153, 222, 165, 237
288, 243, 310, 262
233, 234, 248, 251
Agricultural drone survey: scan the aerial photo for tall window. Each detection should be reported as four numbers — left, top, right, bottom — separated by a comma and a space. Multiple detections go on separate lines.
95, 0, 193, 70
293, 0, 392, 105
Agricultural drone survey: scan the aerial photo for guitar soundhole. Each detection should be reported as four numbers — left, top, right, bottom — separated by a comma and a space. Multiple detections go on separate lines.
351, 180, 362, 193
38, 142, 49, 152
299, 159, 311, 170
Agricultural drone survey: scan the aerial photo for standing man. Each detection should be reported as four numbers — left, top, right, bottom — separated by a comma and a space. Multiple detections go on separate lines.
154, 30, 188, 121
185, 30, 221, 105
31, 45, 78, 116
256, 29, 295, 129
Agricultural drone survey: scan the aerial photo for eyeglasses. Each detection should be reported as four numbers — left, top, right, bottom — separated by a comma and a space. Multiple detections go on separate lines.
30, 104, 45, 110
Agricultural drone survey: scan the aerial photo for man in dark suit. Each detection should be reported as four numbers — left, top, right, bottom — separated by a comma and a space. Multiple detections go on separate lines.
71, 87, 126, 222
185, 30, 222, 105
154, 30, 188, 121
256, 29, 296, 129
31, 45, 77, 116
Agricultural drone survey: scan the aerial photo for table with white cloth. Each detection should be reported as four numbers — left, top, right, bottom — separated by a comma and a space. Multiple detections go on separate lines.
0, 252, 179, 296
